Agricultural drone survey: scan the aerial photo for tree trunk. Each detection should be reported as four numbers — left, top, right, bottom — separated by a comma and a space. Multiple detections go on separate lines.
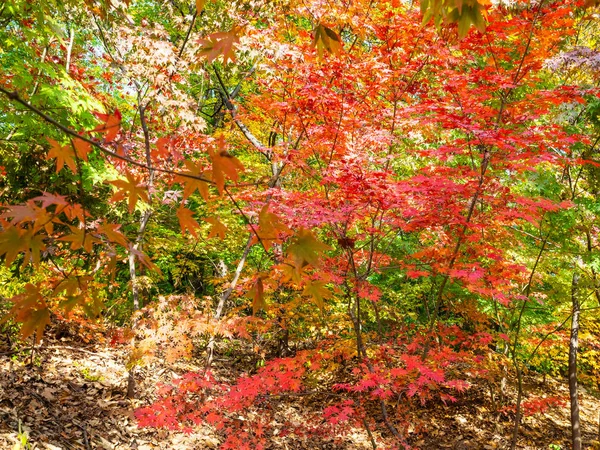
127, 100, 155, 399
569, 271, 582, 450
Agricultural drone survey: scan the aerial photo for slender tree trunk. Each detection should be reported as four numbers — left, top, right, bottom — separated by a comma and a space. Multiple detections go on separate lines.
205, 236, 253, 369
569, 271, 582, 450
127, 101, 155, 399
510, 232, 549, 450
65, 27, 75, 74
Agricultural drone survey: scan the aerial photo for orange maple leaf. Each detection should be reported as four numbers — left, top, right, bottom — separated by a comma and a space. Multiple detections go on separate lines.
97, 222, 128, 247
129, 246, 162, 275
176, 160, 210, 200
248, 277, 266, 315
208, 137, 244, 194
93, 109, 121, 143
21, 229, 46, 267
197, 30, 240, 64
47, 138, 77, 173
0, 201, 55, 235
0, 224, 26, 266
72, 136, 92, 162
177, 206, 200, 237
58, 226, 99, 253
2, 283, 50, 343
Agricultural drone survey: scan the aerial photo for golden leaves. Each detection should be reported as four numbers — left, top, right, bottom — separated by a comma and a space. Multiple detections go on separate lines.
107, 171, 149, 213
312, 24, 342, 58
420, 0, 488, 38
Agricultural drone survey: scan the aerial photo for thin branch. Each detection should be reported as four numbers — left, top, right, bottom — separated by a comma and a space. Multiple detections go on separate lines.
178, 11, 199, 58
0, 87, 261, 188
213, 66, 270, 158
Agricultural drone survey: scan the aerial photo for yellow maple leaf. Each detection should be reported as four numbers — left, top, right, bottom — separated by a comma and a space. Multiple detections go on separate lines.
312, 24, 342, 58
204, 216, 227, 240
108, 171, 150, 213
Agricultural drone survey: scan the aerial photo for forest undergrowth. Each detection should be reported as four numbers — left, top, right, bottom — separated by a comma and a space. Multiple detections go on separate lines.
1, 318, 599, 450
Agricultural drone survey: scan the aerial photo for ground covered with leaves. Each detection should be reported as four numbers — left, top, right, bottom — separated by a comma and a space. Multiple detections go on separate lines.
1, 323, 599, 450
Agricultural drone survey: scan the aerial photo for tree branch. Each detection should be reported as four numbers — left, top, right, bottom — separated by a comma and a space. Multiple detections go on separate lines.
0, 87, 262, 189
213, 66, 271, 159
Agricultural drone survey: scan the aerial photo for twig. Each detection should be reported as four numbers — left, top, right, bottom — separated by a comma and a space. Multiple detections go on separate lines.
178, 11, 199, 58
74, 422, 92, 450
41, 345, 109, 356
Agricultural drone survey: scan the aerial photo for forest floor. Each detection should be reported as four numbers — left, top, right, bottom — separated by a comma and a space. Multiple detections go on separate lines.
1, 324, 600, 450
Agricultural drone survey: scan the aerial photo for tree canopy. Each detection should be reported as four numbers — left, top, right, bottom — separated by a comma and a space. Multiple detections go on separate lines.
1, 0, 600, 448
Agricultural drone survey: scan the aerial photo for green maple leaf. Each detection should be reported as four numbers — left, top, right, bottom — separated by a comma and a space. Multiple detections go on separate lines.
302, 280, 332, 312
0, 224, 25, 266
286, 228, 331, 274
